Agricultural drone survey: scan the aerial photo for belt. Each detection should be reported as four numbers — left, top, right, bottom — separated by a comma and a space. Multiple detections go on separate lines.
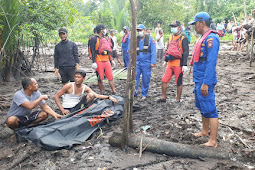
199, 57, 207, 63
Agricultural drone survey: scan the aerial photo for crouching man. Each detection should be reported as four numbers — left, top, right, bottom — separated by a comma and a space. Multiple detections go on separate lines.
6, 78, 63, 130
54, 69, 118, 115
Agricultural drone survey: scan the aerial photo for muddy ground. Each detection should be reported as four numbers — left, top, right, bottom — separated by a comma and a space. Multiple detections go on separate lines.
0, 41, 255, 170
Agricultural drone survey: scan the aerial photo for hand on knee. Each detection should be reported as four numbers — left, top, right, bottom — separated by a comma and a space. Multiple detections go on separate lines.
6, 116, 19, 129
86, 93, 95, 103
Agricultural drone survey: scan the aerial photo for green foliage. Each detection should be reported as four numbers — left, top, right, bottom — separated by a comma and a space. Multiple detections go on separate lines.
91, 8, 114, 28
1, 0, 23, 52
219, 33, 233, 41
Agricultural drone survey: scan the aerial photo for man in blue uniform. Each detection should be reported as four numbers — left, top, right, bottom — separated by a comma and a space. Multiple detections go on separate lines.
189, 12, 220, 147
134, 24, 157, 100
121, 26, 130, 68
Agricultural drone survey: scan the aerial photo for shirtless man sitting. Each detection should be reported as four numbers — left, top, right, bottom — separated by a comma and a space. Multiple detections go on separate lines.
6, 78, 63, 130
54, 69, 118, 115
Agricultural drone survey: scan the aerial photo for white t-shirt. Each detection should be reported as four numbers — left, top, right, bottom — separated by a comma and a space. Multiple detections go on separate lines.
110, 35, 118, 51
155, 27, 160, 36
156, 34, 164, 49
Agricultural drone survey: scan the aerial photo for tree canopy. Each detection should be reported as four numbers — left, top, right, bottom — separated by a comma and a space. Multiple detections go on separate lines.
0, 0, 254, 81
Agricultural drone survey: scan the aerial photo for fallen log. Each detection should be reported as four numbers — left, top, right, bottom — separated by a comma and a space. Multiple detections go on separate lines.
109, 133, 231, 160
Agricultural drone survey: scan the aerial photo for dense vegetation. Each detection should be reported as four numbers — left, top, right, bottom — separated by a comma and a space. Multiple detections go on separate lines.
0, 0, 254, 81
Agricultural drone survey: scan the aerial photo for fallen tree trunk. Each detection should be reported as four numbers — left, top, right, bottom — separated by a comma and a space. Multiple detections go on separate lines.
109, 133, 231, 160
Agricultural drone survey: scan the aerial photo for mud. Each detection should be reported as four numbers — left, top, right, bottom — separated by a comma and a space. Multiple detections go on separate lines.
0, 42, 254, 170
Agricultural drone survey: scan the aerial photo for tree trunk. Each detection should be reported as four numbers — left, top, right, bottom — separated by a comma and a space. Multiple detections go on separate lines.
110, 134, 231, 160
5, 51, 15, 82
121, 0, 138, 148
0, 52, 3, 82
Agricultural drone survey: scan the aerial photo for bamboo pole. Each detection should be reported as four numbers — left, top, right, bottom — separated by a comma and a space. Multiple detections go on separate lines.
121, 0, 138, 149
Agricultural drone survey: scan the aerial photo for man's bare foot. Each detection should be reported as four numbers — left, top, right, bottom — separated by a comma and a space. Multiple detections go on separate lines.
193, 132, 209, 137
202, 141, 217, 148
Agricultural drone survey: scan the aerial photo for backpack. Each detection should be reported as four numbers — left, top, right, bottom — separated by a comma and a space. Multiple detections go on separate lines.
98, 37, 112, 55
165, 34, 183, 59
137, 34, 151, 55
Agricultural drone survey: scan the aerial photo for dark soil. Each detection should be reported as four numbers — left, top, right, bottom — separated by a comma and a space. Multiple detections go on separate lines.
0, 42, 254, 170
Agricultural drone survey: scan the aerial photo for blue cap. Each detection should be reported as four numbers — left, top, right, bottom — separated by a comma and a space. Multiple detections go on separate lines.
188, 12, 210, 25
137, 24, 146, 30
123, 26, 129, 30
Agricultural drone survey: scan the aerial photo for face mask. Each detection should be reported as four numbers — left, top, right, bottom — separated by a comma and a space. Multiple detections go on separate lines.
138, 31, 144, 37
102, 29, 107, 35
171, 27, 178, 34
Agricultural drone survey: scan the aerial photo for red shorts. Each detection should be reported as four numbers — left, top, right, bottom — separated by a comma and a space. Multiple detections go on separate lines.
162, 66, 183, 86
96, 61, 113, 82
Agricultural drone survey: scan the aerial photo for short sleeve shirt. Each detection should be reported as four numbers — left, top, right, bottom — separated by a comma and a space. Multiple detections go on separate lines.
7, 89, 45, 118
156, 34, 164, 49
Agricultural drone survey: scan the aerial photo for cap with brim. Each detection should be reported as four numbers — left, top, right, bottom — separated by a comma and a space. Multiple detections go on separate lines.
169, 21, 181, 27
123, 26, 129, 30
58, 28, 67, 34
137, 24, 146, 30
189, 12, 210, 25
95, 24, 105, 33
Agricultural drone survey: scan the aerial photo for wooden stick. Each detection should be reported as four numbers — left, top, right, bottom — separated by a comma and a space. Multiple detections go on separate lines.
139, 137, 143, 160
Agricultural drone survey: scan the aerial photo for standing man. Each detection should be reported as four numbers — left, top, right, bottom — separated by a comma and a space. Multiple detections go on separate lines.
157, 21, 189, 103
121, 26, 130, 68
156, 29, 164, 62
135, 24, 156, 100
89, 24, 116, 94
6, 78, 62, 130
88, 28, 97, 60
155, 23, 161, 36
54, 28, 80, 84
189, 12, 220, 147
110, 29, 124, 66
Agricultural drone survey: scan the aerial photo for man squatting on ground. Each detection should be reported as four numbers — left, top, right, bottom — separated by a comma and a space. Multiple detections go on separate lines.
90, 24, 117, 94
54, 69, 117, 115
54, 28, 80, 84
158, 20, 189, 103
6, 78, 63, 130
134, 24, 156, 99
189, 12, 220, 147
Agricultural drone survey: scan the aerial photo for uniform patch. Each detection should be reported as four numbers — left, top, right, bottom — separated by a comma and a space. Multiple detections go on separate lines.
207, 40, 213, 48
207, 38, 213, 41
201, 43, 205, 46
200, 52, 203, 57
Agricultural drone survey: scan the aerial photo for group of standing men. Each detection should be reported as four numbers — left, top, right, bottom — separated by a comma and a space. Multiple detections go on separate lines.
6, 12, 220, 148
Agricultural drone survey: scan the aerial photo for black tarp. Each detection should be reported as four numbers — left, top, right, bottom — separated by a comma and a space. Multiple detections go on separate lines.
15, 95, 124, 150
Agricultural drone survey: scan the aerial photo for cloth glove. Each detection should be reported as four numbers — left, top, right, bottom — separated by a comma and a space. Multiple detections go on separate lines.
92, 63, 98, 70
182, 66, 189, 73
111, 60, 116, 68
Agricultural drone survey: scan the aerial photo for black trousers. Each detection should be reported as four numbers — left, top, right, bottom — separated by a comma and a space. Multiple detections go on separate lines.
59, 66, 75, 84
